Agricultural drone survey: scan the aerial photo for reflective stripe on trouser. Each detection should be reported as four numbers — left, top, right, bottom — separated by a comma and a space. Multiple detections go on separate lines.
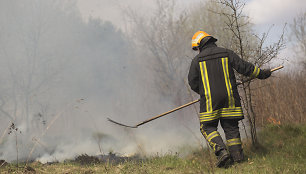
227, 138, 242, 146
200, 122, 226, 154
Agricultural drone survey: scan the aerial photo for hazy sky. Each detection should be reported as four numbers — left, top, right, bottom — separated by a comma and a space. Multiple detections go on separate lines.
245, 0, 306, 25
77, 0, 306, 28
76, 0, 305, 67
77, 0, 202, 29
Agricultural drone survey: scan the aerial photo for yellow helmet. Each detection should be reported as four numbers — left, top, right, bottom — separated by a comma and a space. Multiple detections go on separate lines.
191, 31, 212, 51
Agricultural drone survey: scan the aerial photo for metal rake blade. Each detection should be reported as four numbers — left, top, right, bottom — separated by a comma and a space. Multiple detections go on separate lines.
107, 118, 138, 128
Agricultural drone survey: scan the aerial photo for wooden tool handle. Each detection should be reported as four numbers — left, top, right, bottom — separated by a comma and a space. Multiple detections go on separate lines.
136, 99, 200, 127
271, 65, 284, 72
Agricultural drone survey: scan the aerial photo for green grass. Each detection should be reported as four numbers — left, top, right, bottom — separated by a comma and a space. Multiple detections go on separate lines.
1, 124, 305, 174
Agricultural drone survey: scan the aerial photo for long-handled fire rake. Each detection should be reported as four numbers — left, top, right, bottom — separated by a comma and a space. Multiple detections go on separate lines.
108, 66, 283, 128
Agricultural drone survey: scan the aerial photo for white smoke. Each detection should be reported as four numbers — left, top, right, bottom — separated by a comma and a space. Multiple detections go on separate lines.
0, 0, 205, 163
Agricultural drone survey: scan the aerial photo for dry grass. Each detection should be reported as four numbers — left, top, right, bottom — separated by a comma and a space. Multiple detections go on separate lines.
252, 72, 306, 126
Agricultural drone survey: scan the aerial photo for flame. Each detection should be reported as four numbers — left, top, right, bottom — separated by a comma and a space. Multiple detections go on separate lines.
267, 117, 281, 125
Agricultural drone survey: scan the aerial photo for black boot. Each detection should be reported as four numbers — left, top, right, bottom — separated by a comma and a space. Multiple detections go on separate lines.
231, 150, 245, 163
216, 149, 231, 168
229, 146, 245, 163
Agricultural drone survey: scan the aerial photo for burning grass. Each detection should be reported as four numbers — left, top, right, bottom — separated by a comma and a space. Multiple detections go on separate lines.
72, 152, 142, 166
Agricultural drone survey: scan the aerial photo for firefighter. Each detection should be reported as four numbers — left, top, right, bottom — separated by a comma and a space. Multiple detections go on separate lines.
188, 31, 272, 168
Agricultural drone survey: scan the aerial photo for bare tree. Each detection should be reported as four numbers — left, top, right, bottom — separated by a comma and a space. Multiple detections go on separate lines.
216, 0, 285, 145
126, 0, 191, 107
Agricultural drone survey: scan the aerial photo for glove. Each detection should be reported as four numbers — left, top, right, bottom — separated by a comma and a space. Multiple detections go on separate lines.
258, 69, 271, 79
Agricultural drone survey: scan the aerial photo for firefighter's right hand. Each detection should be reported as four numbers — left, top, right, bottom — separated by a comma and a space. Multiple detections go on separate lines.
258, 69, 272, 79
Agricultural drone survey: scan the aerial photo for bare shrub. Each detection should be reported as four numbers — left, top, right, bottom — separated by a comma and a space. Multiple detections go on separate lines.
216, 0, 285, 145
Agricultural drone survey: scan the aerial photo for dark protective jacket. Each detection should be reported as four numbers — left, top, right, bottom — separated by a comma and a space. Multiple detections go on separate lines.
188, 43, 267, 123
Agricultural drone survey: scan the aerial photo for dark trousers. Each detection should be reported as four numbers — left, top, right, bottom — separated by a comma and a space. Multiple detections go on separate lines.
200, 119, 244, 161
